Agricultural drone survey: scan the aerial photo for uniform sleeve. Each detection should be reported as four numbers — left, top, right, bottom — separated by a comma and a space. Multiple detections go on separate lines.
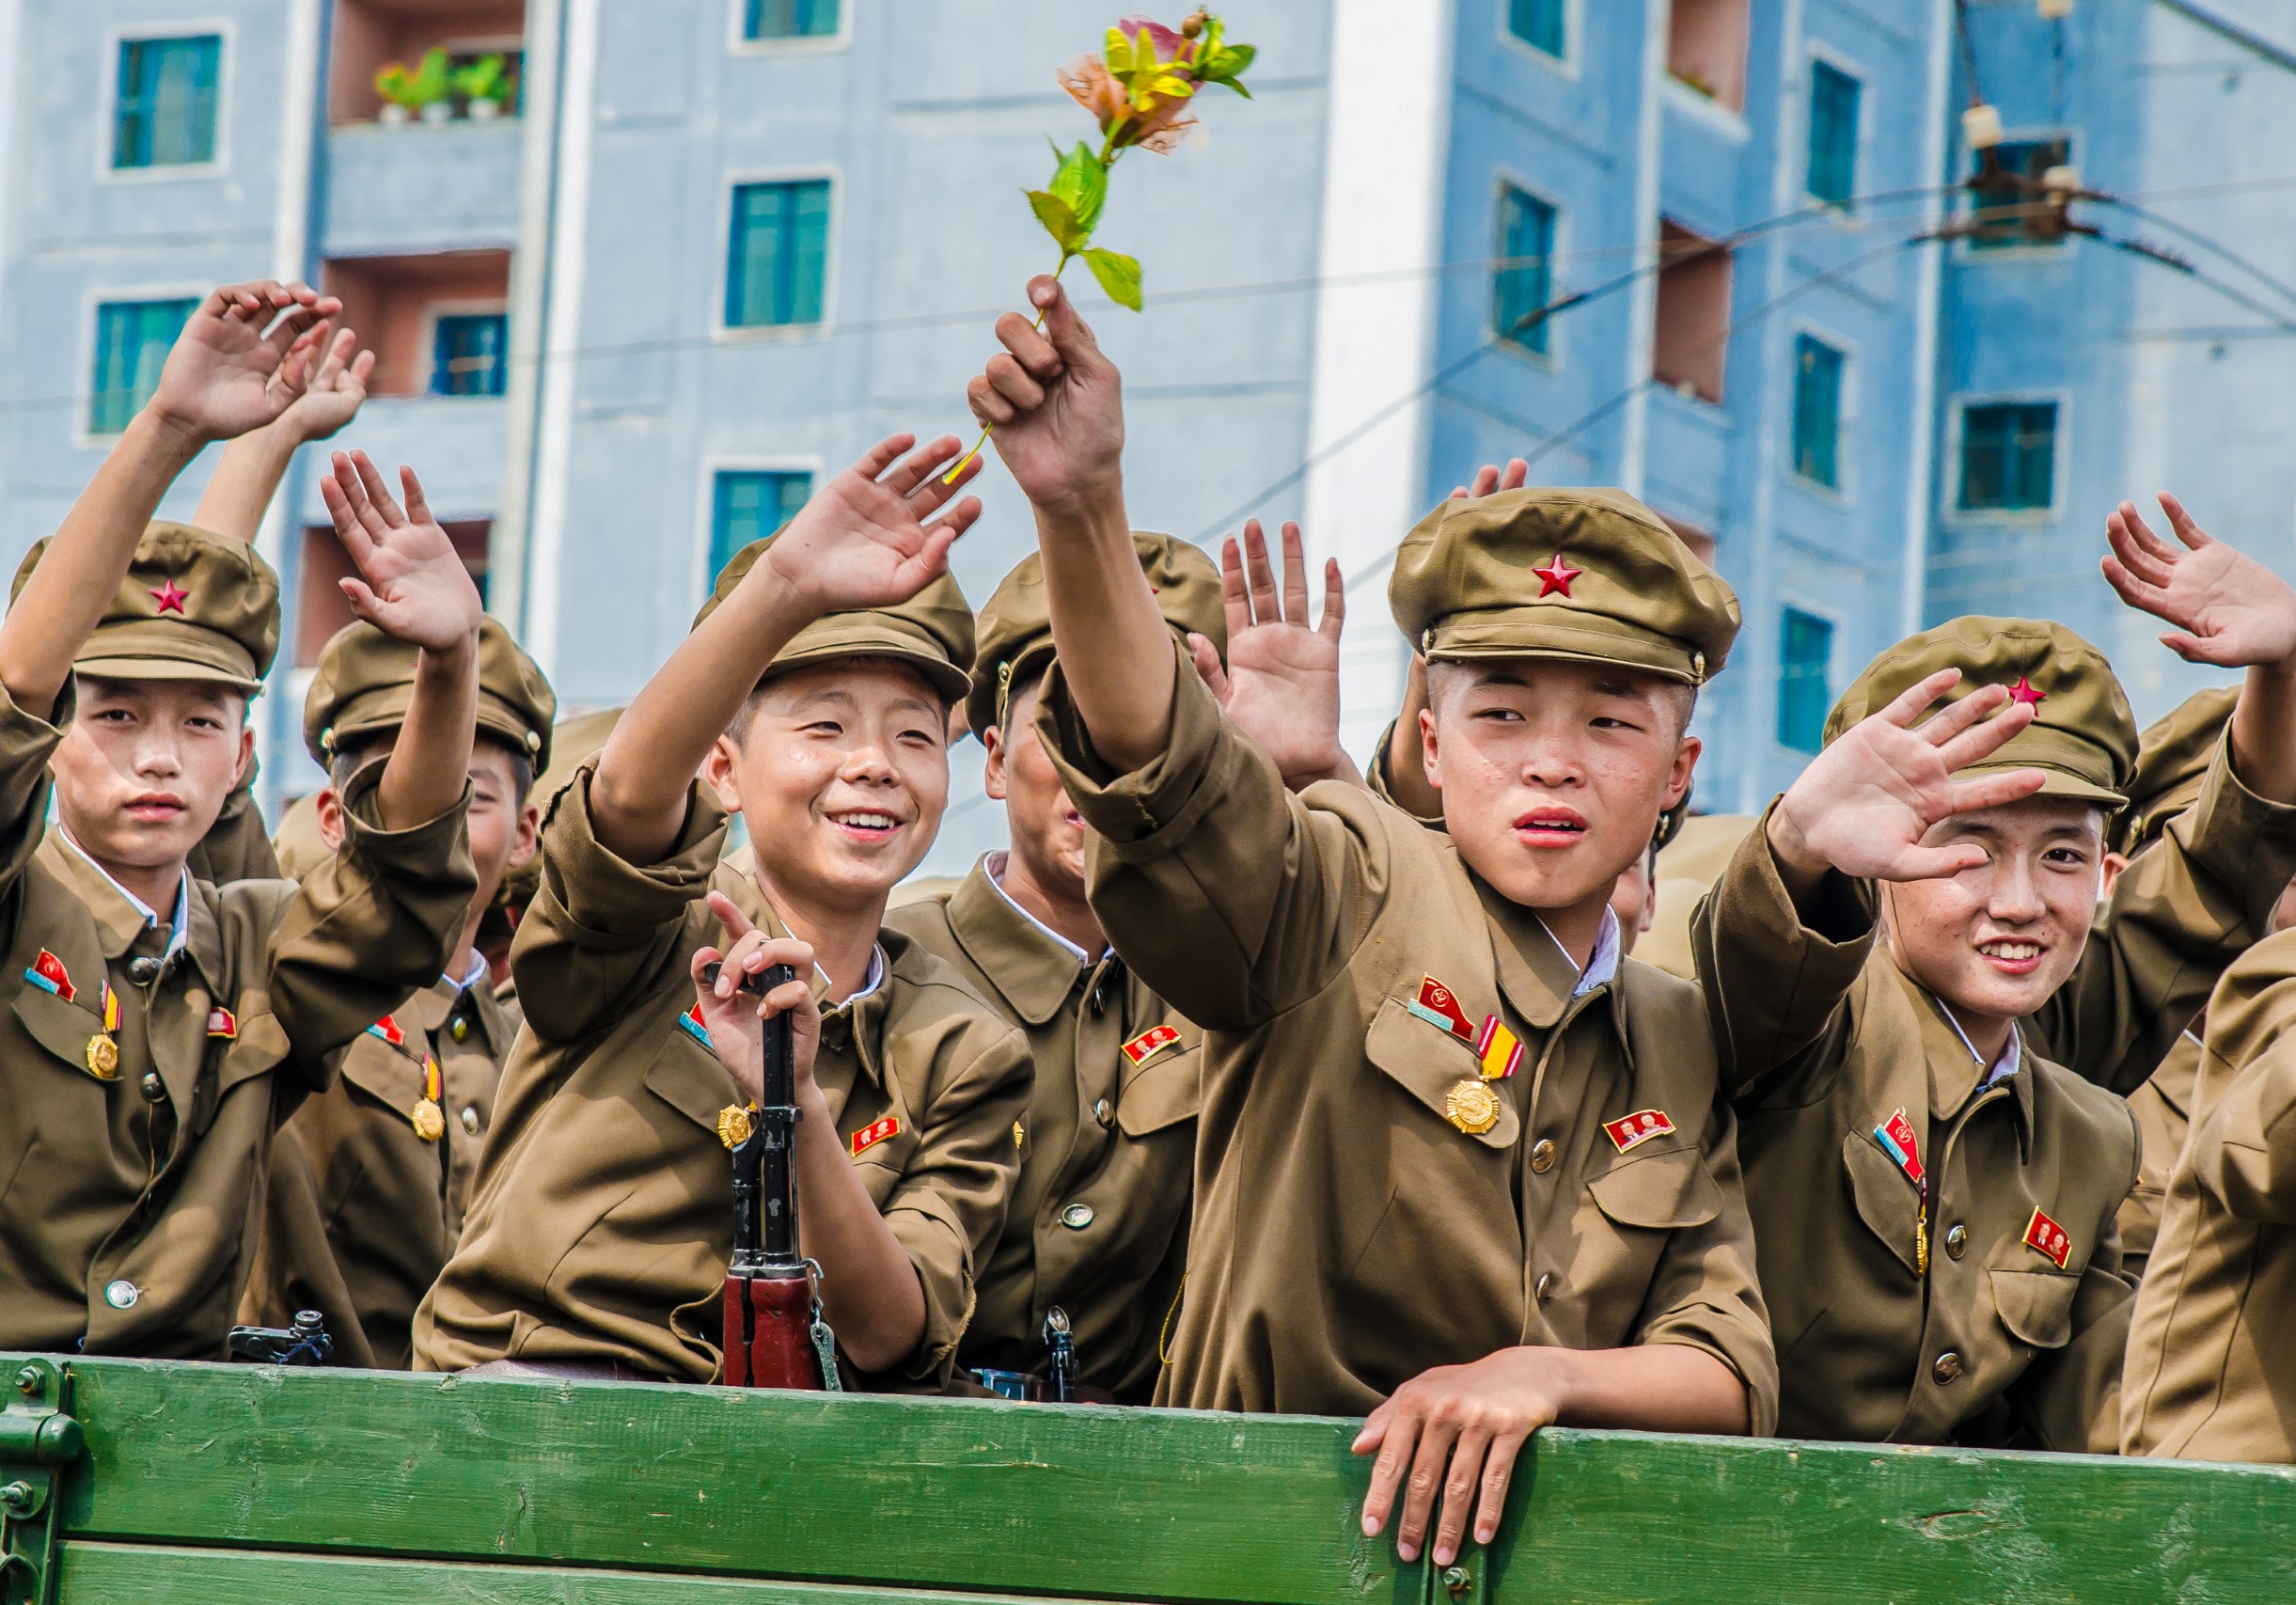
267, 758, 477, 1079
1691, 802, 1875, 1100
1627, 1092, 1782, 1436
2031, 732, 2296, 1094
507, 763, 728, 1045
0, 681, 65, 916
875, 1014, 1031, 1383
1034, 639, 1386, 1032
2185, 941, 2296, 1222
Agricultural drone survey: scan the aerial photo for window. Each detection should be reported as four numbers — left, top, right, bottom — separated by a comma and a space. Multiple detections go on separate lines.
1506, 0, 1565, 57
89, 298, 197, 435
1790, 334, 1846, 488
1959, 401, 2058, 511
1667, 0, 1750, 113
1806, 61, 1860, 208
1651, 221, 1732, 404
1777, 608, 1832, 754
1492, 184, 1557, 354
712, 470, 813, 576
747, 0, 840, 39
431, 312, 508, 397
727, 181, 831, 329
1970, 136, 2071, 249
114, 35, 222, 170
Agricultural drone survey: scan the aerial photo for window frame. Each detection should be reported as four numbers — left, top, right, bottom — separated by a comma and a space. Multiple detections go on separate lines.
1948, 391, 2067, 521
730, 0, 852, 55
1773, 601, 1839, 757
718, 169, 839, 338
1785, 323, 1855, 499
421, 299, 513, 400
699, 456, 825, 603
1496, 0, 1580, 78
1803, 49, 1864, 212
1489, 171, 1565, 367
100, 22, 232, 184
79, 289, 205, 444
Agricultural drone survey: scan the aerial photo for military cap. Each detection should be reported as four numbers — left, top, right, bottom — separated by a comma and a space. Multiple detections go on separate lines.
2116, 684, 2238, 855
968, 532, 1226, 737
303, 617, 557, 773
694, 536, 972, 703
1389, 488, 1740, 685
11, 522, 279, 692
1824, 616, 2136, 808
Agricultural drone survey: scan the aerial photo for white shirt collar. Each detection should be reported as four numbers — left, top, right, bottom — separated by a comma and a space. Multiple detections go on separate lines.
833, 945, 888, 1007
447, 949, 491, 993
59, 828, 188, 961
1937, 1003, 2021, 1088
1538, 905, 1622, 999
983, 850, 1094, 967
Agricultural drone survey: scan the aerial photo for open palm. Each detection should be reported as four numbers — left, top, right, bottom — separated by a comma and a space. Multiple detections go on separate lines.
276, 325, 376, 444
148, 281, 337, 442
2104, 493, 2296, 668
763, 434, 983, 614
320, 450, 483, 652
1194, 519, 1350, 787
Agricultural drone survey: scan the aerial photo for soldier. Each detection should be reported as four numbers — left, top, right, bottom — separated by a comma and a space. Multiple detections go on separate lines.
236, 614, 554, 1367
0, 281, 480, 1358
414, 433, 1031, 1387
1694, 494, 2296, 1449
967, 277, 1775, 1569
887, 535, 1224, 1402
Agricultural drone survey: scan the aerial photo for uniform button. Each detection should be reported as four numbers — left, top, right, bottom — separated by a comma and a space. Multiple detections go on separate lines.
1534, 1272, 1553, 1302
1059, 1203, 1094, 1230
1933, 1351, 1963, 1384
103, 1280, 139, 1310
128, 957, 159, 985
1529, 1139, 1556, 1174
460, 1106, 481, 1137
450, 1016, 469, 1043
1945, 1223, 1968, 1260
138, 1073, 165, 1103
1093, 1097, 1114, 1129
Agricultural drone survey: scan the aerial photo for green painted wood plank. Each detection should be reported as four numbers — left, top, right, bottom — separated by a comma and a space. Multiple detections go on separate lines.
55, 1544, 1129, 1605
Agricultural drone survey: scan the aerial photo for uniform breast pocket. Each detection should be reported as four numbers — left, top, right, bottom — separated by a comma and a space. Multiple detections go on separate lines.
1114, 1041, 1201, 1140
1586, 1145, 1722, 1233
1988, 1267, 2080, 1351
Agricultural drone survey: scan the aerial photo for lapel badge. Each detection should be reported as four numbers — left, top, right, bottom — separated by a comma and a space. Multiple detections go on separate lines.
25, 949, 73, 1002
1875, 1107, 1925, 1188
717, 1103, 757, 1149
206, 1005, 237, 1039
366, 1015, 407, 1049
102, 985, 119, 1033
1444, 1078, 1502, 1136
1123, 1024, 1181, 1066
2023, 1207, 2073, 1269
84, 1034, 118, 1080
1410, 976, 1474, 1039
851, 1115, 901, 1157
677, 1003, 711, 1047
1603, 1109, 1676, 1152
1474, 1015, 1523, 1081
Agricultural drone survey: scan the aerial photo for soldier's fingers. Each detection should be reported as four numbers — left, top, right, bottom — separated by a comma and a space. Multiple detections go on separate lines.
1892, 843, 1990, 882
758, 976, 814, 1024
705, 889, 760, 947
984, 352, 1047, 413
2159, 628, 2238, 665
324, 456, 381, 565
349, 451, 404, 527
1356, 1404, 1417, 1534
348, 348, 377, 387
2157, 491, 2216, 551
2105, 510, 2177, 589
2100, 554, 2171, 615
1319, 558, 1347, 642
903, 440, 975, 516
1392, 1412, 1461, 1564
1219, 536, 1251, 638
1876, 668, 1963, 729
1242, 520, 1279, 624
1188, 633, 1230, 703
844, 433, 917, 483
1280, 522, 1311, 622
967, 374, 1015, 429
1473, 1428, 1530, 1546
1915, 682, 2007, 747
993, 307, 1062, 379
399, 466, 434, 530
689, 945, 727, 988
1431, 1422, 1492, 1566
1469, 464, 1500, 498
1501, 458, 1530, 492
1930, 700, 2032, 772
1942, 767, 2049, 817
886, 434, 961, 499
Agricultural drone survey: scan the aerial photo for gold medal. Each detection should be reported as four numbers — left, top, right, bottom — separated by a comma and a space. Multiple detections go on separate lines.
716, 1103, 755, 1149
1444, 1078, 1500, 1136
85, 1034, 118, 1080
410, 1099, 445, 1142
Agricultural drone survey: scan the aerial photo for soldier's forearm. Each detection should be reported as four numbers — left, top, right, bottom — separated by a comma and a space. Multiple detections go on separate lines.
793, 1087, 927, 1375
1549, 1343, 1751, 1436
1036, 481, 1174, 774
379, 634, 480, 831
2231, 656, 2296, 806
190, 425, 299, 543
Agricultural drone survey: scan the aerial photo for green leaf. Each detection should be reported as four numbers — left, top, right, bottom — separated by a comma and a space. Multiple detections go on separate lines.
1201, 42, 1255, 83
1048, 141, 1108, 237
1025, 190, 1087, 253
1082, 247, 1144, 312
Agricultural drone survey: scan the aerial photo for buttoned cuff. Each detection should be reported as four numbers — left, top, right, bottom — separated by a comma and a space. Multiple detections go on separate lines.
2183, 728, 2296, 936
1736, 800, 1879, 968
1035, 638, 1242, 861
335, 754, 476, 878
883, 1189, 976, 1384
540, 763, 728, 939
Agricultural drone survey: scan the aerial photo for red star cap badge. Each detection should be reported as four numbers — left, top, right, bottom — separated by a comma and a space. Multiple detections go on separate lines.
2007, 676, 2046, 707
149, 580, 189, 615
1532, 553, 1582, 599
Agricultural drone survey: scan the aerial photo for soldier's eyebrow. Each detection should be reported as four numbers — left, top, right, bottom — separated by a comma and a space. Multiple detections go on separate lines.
787, 688, 860, 713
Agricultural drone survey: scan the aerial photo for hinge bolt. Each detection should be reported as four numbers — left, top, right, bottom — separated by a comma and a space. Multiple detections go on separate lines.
0, 1480, 36, 1518
1442, 1565, 1471, 1597
12, 1366, 39, 1397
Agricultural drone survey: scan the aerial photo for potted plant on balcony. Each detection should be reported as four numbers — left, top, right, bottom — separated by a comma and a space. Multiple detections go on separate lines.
374, 47, 452, 126
453, 54, 512, 120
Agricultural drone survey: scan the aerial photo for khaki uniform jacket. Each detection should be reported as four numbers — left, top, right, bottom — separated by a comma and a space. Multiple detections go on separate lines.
239, 974, 522, 1368
889, 857, 1200, 1401
2123, 928, 2296, 1460
2118, 1032, 2200, 1282
187, 766, 281, 886
1038, 655, 1778, 1424
0, 689, 475, 1359
412, 771, 1031, 1386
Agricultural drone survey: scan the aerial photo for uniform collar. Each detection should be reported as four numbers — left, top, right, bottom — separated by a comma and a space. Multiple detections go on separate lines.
1545, 905, 1621, 999
44, 828, 190, 963
411, 968, 516, 1054
1885, 952, 2037, 1157
1470, 871, 1593, 1031
945, 853, 1096, 1026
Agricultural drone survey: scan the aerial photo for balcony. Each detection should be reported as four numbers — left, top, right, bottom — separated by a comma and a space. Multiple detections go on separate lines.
322, 115, 523, 257
330, 0, 525, 128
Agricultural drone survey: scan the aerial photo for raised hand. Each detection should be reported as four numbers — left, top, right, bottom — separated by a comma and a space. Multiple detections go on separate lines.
1769, 669, 2048, 884
1191, 519, 1356, 789
1450, 457, 1530, 499
275, 324, 376, 444
966, 275, 1125, 519
689, 892, 823, 1106
759, 434, 983, 617
320, 450, 484, 652
147, 280, 339, 443
2103, 493, 2296, 669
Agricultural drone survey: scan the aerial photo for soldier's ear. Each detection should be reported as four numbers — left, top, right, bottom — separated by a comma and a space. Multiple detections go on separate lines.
1418, 705, 1443, 794
701, 734, 744, 815
312, 786, 347, 855
232, 721, 256, 789
981, 722, 1011, 802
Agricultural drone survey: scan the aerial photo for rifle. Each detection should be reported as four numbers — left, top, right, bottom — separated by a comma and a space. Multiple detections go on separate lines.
704, 959, 837, 1390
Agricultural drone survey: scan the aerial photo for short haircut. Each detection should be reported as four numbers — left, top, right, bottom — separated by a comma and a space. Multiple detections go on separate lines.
77, 674, 248, 727
1000, 662, 1049, 738
725, 656, 954, 745
330, 728, 534, 803
1424, 658, 1698, 737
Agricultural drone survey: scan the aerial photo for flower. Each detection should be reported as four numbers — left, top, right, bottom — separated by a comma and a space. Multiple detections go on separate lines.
1116, 16, 1193, 62
1058, 51, 1199, 153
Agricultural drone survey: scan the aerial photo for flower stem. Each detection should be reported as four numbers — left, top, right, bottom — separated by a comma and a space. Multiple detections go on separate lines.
946, 254, 1072, 484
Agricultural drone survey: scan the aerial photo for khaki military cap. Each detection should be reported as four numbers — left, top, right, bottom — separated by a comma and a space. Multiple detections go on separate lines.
1824, 616, 2136, 808
2115, 683, 2238, 855
1388, 488, 1739, 684
694, 536, 972, 703
304, 617, 557, 772
967, 532, 1226, 737
12, 522, 279, 692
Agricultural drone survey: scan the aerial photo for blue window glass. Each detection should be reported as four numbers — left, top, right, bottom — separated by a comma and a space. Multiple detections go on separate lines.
114, 36, 222, 170
1971, 136, 2071, 249
727, 181, 831, 329
712, 470, 813, 577
1807, 60, 1860, 208
1493, 184, 1557, 354
1791, 334, 1845, 488
746, 0, 840, 39
1507, 0, 1565, 57
1777, 608, 1833, 754
89, 298, 197, 434
431, 312, 509, 398
1959, 401, 2058, 511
